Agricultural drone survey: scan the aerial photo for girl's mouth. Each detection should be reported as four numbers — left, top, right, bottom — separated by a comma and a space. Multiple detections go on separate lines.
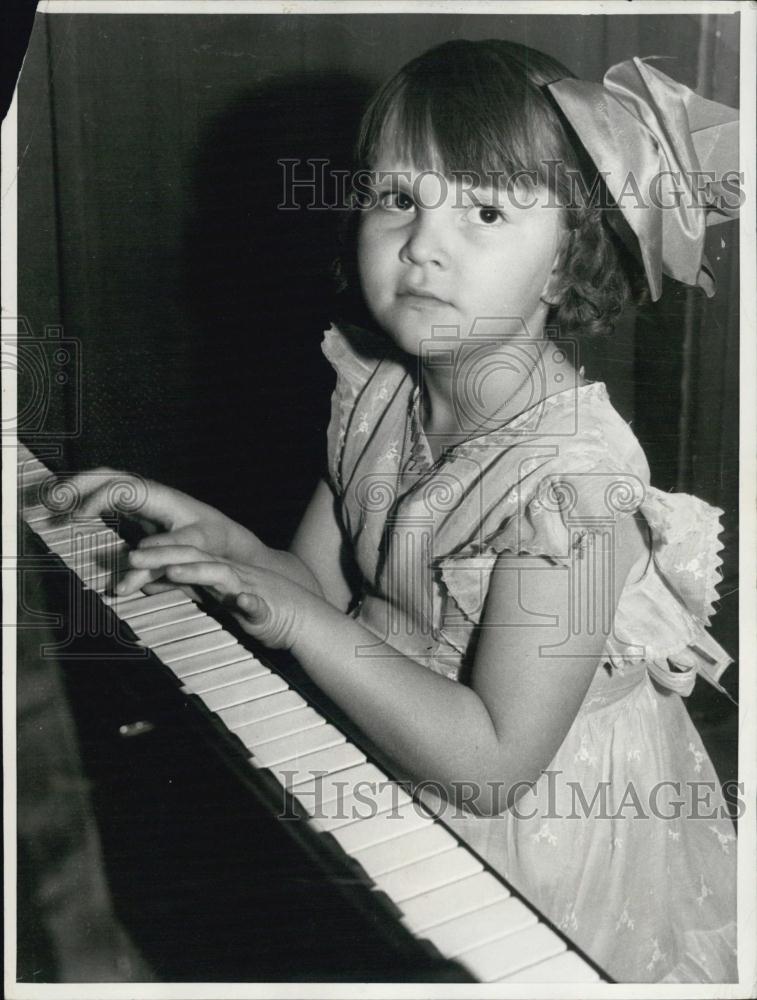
399, 289, 450, 307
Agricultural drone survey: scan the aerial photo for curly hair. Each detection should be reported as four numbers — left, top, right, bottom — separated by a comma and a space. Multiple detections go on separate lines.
549, 202, 649, 339
331, 39, 647, 339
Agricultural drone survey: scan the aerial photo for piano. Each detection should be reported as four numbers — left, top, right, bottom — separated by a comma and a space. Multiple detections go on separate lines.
15, 441, 609, 983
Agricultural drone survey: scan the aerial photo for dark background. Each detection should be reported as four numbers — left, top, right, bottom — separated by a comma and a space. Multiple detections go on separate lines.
12, 9, 741, 982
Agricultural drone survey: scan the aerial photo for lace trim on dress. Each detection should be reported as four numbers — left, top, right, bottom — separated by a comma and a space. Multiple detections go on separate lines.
322, 323, 384, 491
606, 485, 733, 698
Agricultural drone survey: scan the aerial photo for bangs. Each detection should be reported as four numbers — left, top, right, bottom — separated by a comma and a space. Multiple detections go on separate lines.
355, 39, 577, 190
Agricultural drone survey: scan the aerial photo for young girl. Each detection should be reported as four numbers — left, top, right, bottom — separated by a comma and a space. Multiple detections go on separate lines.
73, 40, 739, 983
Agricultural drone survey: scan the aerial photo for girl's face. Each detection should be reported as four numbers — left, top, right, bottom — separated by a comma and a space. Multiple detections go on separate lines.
357, 152, 566, 357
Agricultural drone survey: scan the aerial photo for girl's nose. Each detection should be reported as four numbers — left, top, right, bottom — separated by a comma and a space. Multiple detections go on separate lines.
399, 211, 449, 268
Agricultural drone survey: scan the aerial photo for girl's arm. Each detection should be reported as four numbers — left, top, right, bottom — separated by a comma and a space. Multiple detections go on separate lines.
139, 508, 649, 813
218, 477, 356, 607
287, 512, 648, 812
286, 477, 357, 611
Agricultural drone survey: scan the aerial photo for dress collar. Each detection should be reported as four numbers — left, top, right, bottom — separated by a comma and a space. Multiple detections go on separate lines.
403, 378, 608, 471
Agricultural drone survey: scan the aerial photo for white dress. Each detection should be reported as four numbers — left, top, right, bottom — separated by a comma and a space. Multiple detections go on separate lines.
321, 321, 738, 983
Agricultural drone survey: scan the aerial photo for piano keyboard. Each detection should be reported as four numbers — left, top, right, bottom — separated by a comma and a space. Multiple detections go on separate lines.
15, 443, 608, 984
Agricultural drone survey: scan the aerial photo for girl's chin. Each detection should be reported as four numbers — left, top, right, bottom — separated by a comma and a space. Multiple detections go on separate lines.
380, 324, 438, 356
378, 309, 459, 351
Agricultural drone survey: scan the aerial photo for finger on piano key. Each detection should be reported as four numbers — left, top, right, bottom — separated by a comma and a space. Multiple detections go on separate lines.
251, 724, 346, 769
328, 800, 432, 854
181, 656, 270, 694
72, 560, 129, 593
422, 896, 537, 959
159, 630, 237, 664
399, 871, 509, 935
457, 921, 566, 982
293, 762, 386, 809
266, 742, 366, 789
198, 673, 287, 712
235, 706, 326, 750
374, 846, 482, 903
170, 642, 253, 679
496, 949, 601, 982
101, 588, 193, 618
132, 615, 222, 649
309, 777, 413, 833
350, 821, 455, 877
216, 689, 305, 729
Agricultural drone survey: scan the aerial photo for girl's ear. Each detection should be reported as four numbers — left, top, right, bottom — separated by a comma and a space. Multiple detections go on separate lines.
539, 230, 571, 307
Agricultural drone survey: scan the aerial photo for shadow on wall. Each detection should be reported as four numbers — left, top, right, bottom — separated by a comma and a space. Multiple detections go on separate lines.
179, 72, 372, 548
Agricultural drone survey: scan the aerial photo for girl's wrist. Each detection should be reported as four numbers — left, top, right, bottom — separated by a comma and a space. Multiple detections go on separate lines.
288, 586, 339, 657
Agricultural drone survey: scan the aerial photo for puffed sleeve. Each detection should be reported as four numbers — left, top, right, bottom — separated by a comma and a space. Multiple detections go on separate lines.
435, 462, 734, 698
321, 322, 385, 493
435, 459, 645, 624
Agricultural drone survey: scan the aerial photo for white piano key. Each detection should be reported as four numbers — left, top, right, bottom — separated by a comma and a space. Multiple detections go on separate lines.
217, 689, 305, 729
310, 778, 413, 833
350, 821, 455, 878
103, 588, 193, 618
43, 525, 115, 559
57, 538, 126, 567
37, 513, 110, 532
496, 949, 600, 983
21, 503, 58, 523
86, 573, 122, 595
423, 897, 537, 959
35, 523, 82, 543
294, 762, 387, 809
46, 538, 112, 560
78, 565, 120, 590
182, 657, 269, 694
133, 615, 221, 649
199, 673, 287, 712
236, 706, 325, 750
18, 456, 47, 472
170, 643, 252, 679
160, 630, 236, 664
126, 604, 204, 633
251, 723, 345, 768
400, 871, 510, 935
458, 922, 566, 982
329, 801, 431, 854
267, 742, 366, 789
374, 846, 482, 903
19, 466, 53, 485
63, 553, 127, 581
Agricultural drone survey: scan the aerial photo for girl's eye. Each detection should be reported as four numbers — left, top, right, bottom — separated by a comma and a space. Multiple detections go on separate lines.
466, 205, 506, 226
379, 190, 415, 212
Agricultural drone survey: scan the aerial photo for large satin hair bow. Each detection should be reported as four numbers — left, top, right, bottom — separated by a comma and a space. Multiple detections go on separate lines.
547, 57, 739, 301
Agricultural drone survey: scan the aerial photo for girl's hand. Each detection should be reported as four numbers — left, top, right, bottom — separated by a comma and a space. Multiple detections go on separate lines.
60, 467, 265, 593
124, 544, 312, 651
